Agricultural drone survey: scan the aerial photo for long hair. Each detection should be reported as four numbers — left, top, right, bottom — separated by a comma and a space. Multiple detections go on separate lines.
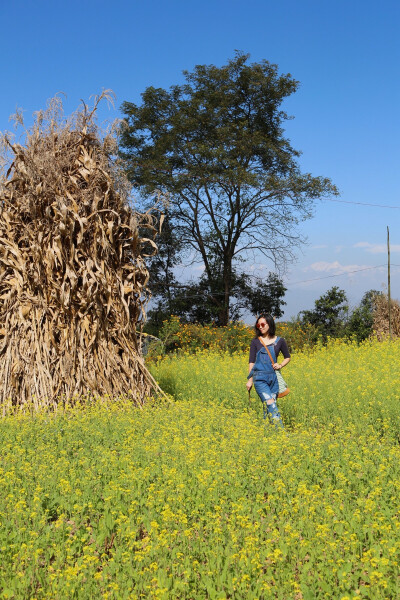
254, 313, 276, 338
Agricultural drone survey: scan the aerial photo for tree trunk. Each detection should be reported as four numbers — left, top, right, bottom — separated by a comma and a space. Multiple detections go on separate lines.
219, 259, 232, 326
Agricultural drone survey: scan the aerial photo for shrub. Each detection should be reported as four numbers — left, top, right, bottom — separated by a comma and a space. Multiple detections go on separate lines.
146, 316, 322, 361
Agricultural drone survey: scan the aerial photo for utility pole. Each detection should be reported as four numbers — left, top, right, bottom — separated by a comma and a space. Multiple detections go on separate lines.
387, 226, 392, 340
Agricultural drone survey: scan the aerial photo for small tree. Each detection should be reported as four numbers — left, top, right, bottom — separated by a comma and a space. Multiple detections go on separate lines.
346, 290, 382, 342
236, 272, 287, 318
300, 286, 348, 340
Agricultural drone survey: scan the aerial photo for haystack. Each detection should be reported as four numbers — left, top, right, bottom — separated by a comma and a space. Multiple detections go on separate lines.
0, 93, 161, 408
372, 294, 400, 340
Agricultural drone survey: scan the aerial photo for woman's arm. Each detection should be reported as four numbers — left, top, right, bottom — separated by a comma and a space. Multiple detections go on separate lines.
246, 362, 255, 391
273, 357, 290, 370
273, 338, 291, 370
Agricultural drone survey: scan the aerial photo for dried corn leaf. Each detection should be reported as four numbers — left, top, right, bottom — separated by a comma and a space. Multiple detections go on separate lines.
0, 92, 163, 409
372, 294, 400, 340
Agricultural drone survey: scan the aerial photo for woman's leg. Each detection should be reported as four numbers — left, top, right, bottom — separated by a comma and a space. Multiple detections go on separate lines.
254, 379, 284, 429
264, 398, 284, 429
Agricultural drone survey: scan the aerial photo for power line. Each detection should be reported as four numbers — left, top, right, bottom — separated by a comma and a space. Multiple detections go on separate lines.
150, 263, 399, 299
324, 198, 400, 209
285, 264, 389, 286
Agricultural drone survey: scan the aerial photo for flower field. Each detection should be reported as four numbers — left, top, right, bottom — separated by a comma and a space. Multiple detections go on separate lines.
1, 338, 400, 599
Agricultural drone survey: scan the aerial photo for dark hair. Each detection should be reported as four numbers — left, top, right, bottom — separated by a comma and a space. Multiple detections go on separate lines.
254, 313, 276, 337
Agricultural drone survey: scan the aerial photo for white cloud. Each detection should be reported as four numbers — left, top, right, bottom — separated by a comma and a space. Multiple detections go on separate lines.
248, 263, 269, 272
304, 261, 372, 274
354, 241, 400, 254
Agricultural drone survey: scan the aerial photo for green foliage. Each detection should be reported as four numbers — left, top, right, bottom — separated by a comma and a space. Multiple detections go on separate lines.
121, 52, 338, 324
145, 269, 287, 329
145, 316, 254, 360
146, 316, 325, 361
144, 213, 184, 327
147, 289, 384, 362
345, 289, 382, 342
233, 271, 287, 320
299, 287, 385, 344
300, 286, 349, 340
276, 318, 321, 352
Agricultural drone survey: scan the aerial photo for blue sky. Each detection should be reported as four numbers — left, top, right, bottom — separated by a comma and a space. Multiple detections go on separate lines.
1, 0, 399, 319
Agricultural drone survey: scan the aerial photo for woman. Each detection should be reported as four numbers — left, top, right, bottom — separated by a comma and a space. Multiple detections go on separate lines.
247, 314, 291, 428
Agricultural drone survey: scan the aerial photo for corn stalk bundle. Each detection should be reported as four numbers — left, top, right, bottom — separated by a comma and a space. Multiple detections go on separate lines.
372, 294, 400, 340
0, 93, 162, 408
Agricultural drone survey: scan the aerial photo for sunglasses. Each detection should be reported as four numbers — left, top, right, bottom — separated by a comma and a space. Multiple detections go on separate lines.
257, 322, 268, 329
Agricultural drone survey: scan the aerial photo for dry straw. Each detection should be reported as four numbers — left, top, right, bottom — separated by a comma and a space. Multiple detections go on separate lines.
372, 294, 400, 340
0, 91, 163, 409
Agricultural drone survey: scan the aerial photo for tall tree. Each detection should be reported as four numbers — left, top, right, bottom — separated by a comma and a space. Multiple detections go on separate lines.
144, 213, 181, 313
120, 52, 338, 325
175, 269, 286, 324
142, 212, 183, 334
145, 241, 287, 329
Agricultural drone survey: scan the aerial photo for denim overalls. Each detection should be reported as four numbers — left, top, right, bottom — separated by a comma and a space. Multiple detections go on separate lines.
248, 338, 284, 428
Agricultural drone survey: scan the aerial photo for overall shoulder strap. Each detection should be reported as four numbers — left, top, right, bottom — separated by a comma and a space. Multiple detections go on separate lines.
258, 337, 275, 366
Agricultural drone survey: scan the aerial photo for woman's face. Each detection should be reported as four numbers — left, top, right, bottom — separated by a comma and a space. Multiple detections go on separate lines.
257, 319, 269, 334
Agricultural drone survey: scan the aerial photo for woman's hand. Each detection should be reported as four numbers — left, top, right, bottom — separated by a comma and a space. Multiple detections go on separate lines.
246, 378, 253, 391
273, 363, 282, 370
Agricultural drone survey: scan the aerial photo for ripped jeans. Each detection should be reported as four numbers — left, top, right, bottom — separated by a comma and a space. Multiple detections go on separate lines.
253, 376, 284, 430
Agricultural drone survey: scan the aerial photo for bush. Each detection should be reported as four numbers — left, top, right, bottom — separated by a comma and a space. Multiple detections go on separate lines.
145, 316, 322, 361
275, 320, 321, 353
145, 317, 254, 360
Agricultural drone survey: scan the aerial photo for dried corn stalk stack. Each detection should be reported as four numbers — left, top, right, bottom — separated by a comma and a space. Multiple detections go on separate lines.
0, 93, 162, 408
372, 294, 400, 340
